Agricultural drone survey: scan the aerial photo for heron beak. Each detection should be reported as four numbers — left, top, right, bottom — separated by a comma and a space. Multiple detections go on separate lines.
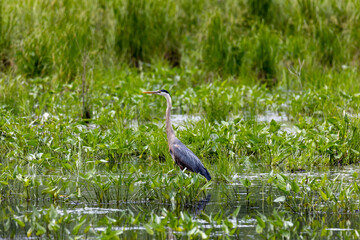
143, 91, 158, 94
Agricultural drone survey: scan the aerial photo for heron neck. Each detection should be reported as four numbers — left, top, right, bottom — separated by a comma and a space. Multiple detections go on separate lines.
164, 94, 175, 142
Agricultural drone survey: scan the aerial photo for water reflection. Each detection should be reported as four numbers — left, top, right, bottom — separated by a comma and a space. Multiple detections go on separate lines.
194, 194, 211, 217
2, 166, 360, 239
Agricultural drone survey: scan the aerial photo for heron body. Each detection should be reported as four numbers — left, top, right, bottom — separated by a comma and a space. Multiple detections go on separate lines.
143, 89, 211, 181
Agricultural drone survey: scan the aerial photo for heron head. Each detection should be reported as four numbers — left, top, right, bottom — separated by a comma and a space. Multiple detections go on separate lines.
143, 89, 170, 96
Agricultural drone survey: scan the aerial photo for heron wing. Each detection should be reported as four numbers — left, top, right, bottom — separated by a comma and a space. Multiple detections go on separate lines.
172, 141, 203, 173
171, 140, 212, 181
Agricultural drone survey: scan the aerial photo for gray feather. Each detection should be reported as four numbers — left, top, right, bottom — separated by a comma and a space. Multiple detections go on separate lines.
171, 139, 211, 181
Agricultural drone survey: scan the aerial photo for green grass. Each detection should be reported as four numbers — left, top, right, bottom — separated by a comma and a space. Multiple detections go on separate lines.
1, 0, 360, 239
113, 0, 181, 67
1, 0, 359, 83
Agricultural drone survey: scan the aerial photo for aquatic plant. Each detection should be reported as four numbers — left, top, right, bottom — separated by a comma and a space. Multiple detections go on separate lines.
0, 0, 360, 238
135, 171, 211, 207
271, 172, 360, 214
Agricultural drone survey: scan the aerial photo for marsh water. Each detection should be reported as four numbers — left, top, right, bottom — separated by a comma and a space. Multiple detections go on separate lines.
2, 113, 360, 239
3, 166, 360, 239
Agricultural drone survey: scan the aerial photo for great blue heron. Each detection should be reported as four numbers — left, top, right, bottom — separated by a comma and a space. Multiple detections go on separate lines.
143, 89, 211, 181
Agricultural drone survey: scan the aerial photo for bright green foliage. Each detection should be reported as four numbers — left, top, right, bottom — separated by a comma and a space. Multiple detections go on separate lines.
0, 0, 360, 239
0, 0, 359, 82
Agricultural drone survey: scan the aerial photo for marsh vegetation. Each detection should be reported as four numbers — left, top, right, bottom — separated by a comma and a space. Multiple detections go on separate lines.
1, 0, 360, 239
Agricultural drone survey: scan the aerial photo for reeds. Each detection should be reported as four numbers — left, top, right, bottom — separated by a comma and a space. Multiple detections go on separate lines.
0, 0, 12, 71
114, 0, 181, 67
0, 0, 358, 84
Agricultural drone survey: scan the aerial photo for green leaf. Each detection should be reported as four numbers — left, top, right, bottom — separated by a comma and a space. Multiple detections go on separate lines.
274, 196, 285, 202
14, 217, 25, 227
84, 225, 91, 234
256, 216, 266, 228
27, 227, 33, 237
72, 217, 86, 235
199, 230, 207, 239
4, 218, 10, 231
188, 227, 198, 235
63, 163, 73, 170
144, 224, 154, 235
222, 174, 232, 182
199, 213, 211, 223
320, 190, 328, 201
36, 224, 46, 236
240, 178, 251, 188
256, 224, 263, 234
231, 206, 241, 218
200, 180, 212, 191
269, 119, 281, 133
105, 216, 117, 223
291, 180, 299, 193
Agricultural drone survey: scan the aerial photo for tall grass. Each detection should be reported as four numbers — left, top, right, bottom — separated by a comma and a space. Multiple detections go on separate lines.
248, 0, 273, 20
202, 11, 245, 76
114, 0, 181, 67
0, 0, 12, 71
252, 25, 279, 86
12, 1, 98, 80
297, 0, 317, 23
0, 0, 359, 85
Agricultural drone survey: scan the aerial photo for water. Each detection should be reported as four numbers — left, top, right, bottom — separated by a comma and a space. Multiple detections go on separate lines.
129, 114, 202, 129
257, 111, 289, 123
132, 111, 297, 132
3, 113, 359, 239
2, 166, 359, 239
